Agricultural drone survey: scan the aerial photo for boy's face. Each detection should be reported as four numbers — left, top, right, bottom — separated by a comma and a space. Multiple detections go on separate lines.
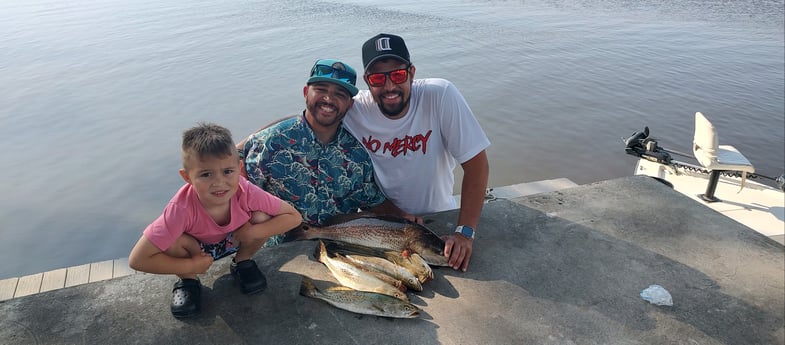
179, 152, 241, 210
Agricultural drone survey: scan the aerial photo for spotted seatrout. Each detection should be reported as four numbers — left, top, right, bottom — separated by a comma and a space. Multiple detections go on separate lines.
315, 241, 408, 301
299, 276, 420, 319
385, 251, 434, 285
325, 241, 434, 285
324, 240, 426, 290
286, 214, 449, 266
342, 253, 423, 292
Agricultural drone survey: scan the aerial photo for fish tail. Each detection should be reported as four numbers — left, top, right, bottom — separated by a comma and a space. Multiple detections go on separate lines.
283, 222, 311, 242
299, 276, 318, 297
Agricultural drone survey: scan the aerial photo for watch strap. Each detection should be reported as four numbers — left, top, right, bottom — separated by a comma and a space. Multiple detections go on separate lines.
455, 225, 475, 239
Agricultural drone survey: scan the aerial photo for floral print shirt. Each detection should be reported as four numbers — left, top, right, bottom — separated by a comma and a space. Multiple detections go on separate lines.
242, 112, 386, 229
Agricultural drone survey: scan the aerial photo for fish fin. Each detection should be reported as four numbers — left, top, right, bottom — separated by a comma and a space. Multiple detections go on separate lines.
325, 286, 355, 292
371, 303, 387, 313
325, 240, 387, 257
299, 276, 319, 297
314, 240, 328, 263
322, 211, 381, 225
322, 212, 418, 226
369, 214, 415, 224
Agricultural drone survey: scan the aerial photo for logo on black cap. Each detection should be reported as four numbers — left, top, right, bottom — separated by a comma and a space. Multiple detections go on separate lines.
375, 37, 392, 51
362, 33, 411, 70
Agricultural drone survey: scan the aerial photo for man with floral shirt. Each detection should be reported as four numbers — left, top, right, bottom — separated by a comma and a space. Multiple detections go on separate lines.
238, 59, 409, 246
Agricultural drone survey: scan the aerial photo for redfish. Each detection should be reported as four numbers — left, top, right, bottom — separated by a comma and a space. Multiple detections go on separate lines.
286, 214, 448, 266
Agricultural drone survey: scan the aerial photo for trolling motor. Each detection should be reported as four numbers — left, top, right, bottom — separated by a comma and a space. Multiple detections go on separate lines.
624, 126, 785, 193
623, 127, 672, 165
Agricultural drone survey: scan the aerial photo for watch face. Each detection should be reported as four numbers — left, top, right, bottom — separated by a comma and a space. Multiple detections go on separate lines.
459, 225, 474, 238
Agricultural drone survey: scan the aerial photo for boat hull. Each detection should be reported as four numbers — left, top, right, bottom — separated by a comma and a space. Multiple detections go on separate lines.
634, 158, 784, 245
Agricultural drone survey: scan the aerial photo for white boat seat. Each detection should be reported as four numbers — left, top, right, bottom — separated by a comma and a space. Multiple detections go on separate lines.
692, 112, 754, 200
693, 112, 755, 173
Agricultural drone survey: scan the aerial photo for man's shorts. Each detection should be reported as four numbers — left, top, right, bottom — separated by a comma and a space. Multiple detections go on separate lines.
200, 233, 238, 260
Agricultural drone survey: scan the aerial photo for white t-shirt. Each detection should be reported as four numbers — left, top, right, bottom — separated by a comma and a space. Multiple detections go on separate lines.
344, 78, 490, 214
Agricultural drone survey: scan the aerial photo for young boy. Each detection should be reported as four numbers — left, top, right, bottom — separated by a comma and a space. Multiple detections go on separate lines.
129, 122, 302, 318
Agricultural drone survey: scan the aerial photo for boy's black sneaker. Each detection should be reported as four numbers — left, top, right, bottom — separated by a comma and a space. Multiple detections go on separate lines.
230, 259, 267, 294
171, 278, 201, 318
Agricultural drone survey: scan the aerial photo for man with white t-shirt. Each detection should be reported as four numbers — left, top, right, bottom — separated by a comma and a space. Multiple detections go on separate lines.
344, 33, 491, 272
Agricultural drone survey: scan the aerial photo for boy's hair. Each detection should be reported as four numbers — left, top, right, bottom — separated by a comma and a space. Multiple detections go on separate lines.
181, 122, 236, 168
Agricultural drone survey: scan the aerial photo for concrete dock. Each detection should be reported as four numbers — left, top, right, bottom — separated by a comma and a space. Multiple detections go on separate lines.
1, 176, 783, 344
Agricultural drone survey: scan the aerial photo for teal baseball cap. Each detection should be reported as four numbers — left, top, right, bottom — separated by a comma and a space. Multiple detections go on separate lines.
307, 59, 359, 96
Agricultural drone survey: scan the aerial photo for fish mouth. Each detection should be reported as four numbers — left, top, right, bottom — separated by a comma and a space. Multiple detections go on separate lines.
412, 240, 449, 266
419, 252, 449, 266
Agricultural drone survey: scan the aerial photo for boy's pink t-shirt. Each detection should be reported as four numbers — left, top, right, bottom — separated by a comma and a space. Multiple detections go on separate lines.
143, 176, 283, 251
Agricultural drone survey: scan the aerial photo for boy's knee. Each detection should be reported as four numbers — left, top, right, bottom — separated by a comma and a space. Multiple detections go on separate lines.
235, 230, 268, 245
249, 211, 271, 224
166, 234, 201, 257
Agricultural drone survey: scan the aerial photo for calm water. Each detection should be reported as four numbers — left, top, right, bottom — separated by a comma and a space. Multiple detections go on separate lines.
1, 0, 783, 279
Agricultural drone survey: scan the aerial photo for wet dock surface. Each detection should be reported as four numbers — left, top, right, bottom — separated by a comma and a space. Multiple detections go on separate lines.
2, 176, 783, 345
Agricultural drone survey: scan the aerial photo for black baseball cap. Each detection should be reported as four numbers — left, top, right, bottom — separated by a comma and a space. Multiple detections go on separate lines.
362, 33, 411, 70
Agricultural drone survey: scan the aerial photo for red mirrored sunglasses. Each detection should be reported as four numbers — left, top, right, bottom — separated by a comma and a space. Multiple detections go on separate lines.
365, 67, 410, 87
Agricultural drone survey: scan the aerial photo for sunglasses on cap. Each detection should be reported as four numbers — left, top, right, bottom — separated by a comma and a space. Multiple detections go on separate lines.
365, 67, 410, 87
310, 63, 357, 85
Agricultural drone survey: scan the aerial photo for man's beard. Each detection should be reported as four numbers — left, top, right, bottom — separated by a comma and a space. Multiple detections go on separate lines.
377, 92, 410, 118
307, 101, 346, 128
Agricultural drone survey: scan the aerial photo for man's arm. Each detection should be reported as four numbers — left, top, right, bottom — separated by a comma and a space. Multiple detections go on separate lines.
457, 150, 489, 230
443, 150, 489, 272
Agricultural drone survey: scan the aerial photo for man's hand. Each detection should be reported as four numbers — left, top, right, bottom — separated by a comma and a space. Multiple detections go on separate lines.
401, 213, 423, 225
443, 234, 473, 272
